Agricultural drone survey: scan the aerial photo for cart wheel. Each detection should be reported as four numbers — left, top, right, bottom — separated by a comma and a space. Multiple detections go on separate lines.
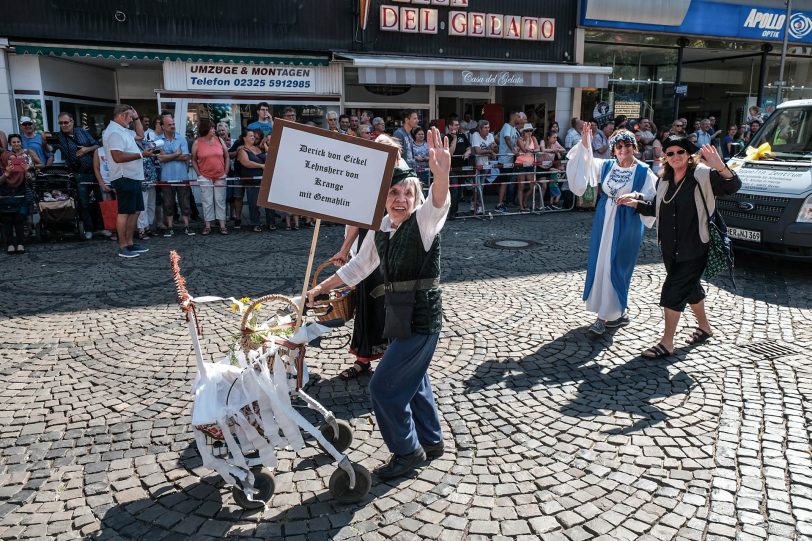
232, 471, 274, 510
329, 463, 371, 504
318, 419, 353, 454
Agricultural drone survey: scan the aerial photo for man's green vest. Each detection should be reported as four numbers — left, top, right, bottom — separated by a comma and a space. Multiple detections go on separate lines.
374, 213, 442, 335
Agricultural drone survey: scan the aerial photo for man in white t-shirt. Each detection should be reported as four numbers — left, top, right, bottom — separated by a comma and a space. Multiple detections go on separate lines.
495, 111, 523, 212
469, 119, 497, 215
102, 104, 157, 258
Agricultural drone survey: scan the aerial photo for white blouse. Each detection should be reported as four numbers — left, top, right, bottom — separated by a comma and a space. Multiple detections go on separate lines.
337, 185, 450, 287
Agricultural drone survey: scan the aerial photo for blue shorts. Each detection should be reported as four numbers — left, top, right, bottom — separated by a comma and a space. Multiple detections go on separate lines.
112, 177, 145, 214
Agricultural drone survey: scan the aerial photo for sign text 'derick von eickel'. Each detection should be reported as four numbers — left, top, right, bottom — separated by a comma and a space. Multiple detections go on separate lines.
258, 119, 398, 230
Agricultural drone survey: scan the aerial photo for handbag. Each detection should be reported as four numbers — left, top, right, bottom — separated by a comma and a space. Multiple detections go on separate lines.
380, 235, 433, 340
99, 198, 118, 231
581, 184, 596, 204
696, 182, 734, 282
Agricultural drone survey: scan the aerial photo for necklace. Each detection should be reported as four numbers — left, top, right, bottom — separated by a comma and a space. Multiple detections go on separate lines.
662, 175, 687, 205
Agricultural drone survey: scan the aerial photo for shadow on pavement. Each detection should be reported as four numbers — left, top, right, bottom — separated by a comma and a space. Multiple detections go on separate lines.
88, 361, 383, 540
708, 250, 812, 308
92, 440, 378, 540
463, 327, 694, 435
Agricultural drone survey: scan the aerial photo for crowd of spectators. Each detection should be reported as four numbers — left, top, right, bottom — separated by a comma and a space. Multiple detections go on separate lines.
0, 100, 771, 256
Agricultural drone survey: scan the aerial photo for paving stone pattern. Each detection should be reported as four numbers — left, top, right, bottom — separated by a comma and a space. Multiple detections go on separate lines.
1, 212, 811, 541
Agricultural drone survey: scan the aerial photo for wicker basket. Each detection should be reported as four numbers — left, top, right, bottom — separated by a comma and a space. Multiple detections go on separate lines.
309, 260, 356, 322
239, 294, 308, 390
239, 294, 300, 350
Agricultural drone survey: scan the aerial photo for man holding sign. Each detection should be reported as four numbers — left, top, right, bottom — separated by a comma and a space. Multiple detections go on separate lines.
307, 127, 451, 480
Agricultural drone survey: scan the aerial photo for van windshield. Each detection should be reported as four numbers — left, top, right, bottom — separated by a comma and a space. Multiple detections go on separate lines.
739, 107, 812, 159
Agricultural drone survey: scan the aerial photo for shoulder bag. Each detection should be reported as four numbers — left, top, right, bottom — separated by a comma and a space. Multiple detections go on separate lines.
380, 233, 434, 339
695, 181, 734, 283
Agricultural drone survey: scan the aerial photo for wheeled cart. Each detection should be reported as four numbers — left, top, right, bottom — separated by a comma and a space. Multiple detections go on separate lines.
170, 251, 371, 510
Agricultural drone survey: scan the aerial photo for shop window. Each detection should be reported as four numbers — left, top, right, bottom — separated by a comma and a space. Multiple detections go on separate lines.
184, 102, 340, 139
345, 108, 429, 133
53, 101, 112, 139
15, 98, 46, 131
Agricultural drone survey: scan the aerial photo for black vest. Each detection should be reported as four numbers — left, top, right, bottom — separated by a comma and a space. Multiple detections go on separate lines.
374, 213, 442, 335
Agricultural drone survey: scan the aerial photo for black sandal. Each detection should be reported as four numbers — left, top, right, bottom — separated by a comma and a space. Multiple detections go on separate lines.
686, 327, 713, 345
642, 343, 673, 359
340, 361, 371, 380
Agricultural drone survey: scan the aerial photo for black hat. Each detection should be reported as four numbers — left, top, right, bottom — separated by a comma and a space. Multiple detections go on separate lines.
391, 161, 418, 186
662, 135, 699, 155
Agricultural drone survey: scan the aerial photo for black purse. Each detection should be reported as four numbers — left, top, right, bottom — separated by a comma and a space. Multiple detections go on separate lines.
380, 235, 433, 340
696, 181, 734, 283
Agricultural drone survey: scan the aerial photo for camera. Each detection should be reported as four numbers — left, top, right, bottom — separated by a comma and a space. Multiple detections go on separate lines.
145, 138, 164, 155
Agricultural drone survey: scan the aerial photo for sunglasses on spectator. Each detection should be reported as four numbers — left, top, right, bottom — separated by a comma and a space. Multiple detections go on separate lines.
665, 149, 687, 157
58, 121, 72, 125
21, 122, 33, 126
614, 142, 633, 149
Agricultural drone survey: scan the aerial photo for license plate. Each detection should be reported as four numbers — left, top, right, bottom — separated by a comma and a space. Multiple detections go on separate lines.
728, 227, 761, 243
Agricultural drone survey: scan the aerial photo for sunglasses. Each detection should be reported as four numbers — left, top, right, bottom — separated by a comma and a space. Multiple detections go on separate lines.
21, 122, 33, 126
665, 149, 687, 157
58, 121, 72, 125
614, 142, 633, 149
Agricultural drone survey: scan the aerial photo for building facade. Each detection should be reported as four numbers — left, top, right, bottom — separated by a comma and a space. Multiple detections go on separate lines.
0, 0, 608, 140
579, 0, 812, 130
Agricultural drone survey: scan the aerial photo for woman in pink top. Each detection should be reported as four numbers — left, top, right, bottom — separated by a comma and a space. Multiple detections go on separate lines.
192, 119, 229, 235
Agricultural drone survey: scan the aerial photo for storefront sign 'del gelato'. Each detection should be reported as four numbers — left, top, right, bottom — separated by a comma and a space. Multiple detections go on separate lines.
379, 1, 554, 41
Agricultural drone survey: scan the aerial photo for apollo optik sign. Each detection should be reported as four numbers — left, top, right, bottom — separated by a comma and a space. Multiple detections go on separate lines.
580, 0, 812, 44
742, 8, 812, 41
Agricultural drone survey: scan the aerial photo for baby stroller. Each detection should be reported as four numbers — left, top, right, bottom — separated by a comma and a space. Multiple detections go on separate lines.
170, 251, 371, 510
32, 166, 83, 241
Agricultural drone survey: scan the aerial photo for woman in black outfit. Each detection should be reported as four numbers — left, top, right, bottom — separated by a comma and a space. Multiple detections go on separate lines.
617, 136, 741, 358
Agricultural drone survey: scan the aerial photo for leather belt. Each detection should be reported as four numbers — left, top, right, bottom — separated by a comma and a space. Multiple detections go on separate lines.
370, 278, 440, 298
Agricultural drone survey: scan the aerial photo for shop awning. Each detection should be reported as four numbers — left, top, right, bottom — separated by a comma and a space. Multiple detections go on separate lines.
12, 43, 330, 66
339, 54, 612, 89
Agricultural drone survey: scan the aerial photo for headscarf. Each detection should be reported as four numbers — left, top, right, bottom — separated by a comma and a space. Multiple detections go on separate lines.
608, 130, 636, 148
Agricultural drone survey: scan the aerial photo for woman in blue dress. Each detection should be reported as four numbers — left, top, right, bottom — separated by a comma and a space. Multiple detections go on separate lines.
566, 124, 657, 336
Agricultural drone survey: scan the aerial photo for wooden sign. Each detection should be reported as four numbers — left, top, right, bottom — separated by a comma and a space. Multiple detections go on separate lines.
258, 119, 398, 229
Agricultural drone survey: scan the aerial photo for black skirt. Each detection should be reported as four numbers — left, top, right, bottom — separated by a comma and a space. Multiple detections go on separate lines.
349, 229, 387, 362
660, 255, 706, 312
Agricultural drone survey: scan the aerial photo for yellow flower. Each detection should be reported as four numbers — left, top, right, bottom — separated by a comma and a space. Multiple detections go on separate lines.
239, 297, 252, 304
254, 303, 263, 311
230, 303, 240, 313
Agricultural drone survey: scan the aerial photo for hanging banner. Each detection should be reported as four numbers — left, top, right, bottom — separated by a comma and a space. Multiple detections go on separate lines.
258, 119, 398, 229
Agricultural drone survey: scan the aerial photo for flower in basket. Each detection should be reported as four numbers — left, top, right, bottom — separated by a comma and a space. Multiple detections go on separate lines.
230, 296, 263, 326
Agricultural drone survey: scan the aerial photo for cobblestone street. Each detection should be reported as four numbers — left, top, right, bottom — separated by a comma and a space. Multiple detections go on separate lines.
1, 211, 811, 541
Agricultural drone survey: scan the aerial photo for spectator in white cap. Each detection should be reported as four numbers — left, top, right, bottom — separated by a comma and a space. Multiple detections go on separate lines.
19, 116, 50, 165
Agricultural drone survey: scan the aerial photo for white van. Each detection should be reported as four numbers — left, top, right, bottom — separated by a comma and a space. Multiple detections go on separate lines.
720, 99, 812, 260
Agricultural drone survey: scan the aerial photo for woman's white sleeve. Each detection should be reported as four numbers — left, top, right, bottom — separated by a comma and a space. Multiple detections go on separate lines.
565, 143, 604, 196
638, 168, 659, 229
336, 232, 379, 287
